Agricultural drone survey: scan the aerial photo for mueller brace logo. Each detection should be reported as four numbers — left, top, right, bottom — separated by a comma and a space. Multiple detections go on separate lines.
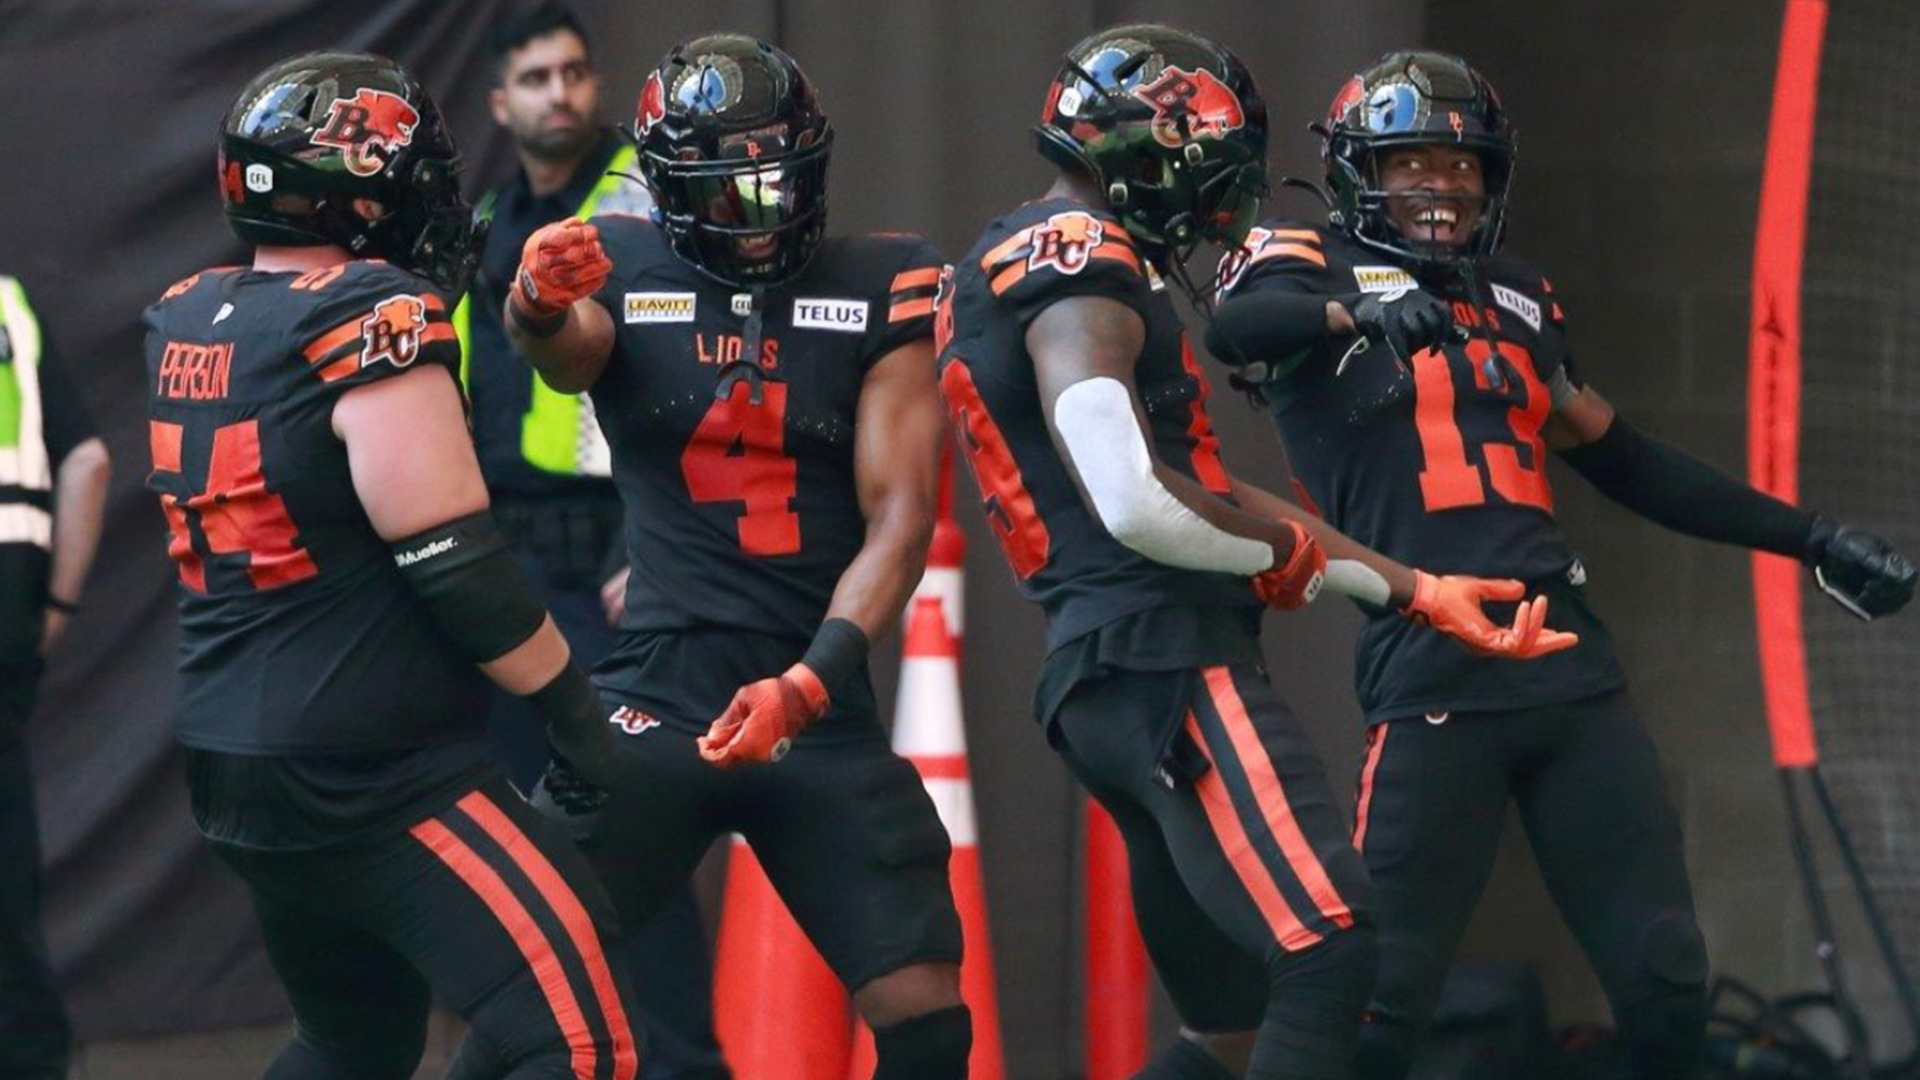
393, 535, 457, 567
311, 88, 421, 178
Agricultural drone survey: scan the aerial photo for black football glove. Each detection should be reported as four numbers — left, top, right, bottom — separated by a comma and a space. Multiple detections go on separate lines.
529, 755, 609, 840
1806, 516, 1916, 620
1340, 288, 1456, 374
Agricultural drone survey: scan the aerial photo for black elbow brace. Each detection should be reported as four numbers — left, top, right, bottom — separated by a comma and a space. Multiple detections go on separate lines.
1558, 415, 1815, 558
390, 511, 547, 662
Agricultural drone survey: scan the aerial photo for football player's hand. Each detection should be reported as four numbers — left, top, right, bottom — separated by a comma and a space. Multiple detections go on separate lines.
511, 219, 611, 319
1344, 288, 1454, 371
1402, 571, 1580, 660
529, 755, 608, 840
1251, 521, 1326, 611
698, 664, 830, 769
1806, 517, 1916, 620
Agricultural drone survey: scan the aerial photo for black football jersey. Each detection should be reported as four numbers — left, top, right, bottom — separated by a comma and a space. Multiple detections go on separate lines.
143, 261, 488, 754
1217, 220, 1625, 720
583, 216, 939, 709
940, 197, 1261, 652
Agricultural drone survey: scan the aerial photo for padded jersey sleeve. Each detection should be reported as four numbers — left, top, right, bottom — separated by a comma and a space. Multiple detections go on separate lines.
1216, 221, 1337, 303
982, 208, 1152, 330
292, 263, 460, 393
866, 234, 944, 366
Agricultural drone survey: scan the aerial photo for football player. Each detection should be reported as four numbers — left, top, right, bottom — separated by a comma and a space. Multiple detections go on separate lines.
1208, 51, 1916, 1079
504, 36, 973, 1078
940, 26, 1572, 1080
144, 53, 639, 1080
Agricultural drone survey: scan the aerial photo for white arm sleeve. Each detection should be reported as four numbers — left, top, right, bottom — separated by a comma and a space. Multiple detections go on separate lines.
1052, 377, 1274, 576
1325, 559, 1393, 605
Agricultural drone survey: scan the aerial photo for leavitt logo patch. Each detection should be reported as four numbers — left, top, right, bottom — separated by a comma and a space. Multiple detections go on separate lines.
1353, 266, 1418, 293
625, 292, 697, 323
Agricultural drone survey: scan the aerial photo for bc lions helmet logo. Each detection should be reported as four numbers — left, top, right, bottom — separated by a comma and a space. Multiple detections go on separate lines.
1131, 67, 1245, 149
312, 89, 421, 178
1028, 212, 1105, 275
359, 294, 428, 369
636, 71, 667, 138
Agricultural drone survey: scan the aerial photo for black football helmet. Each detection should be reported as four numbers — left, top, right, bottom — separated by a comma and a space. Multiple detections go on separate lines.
1034, 25, 1269, 273
635, 35, 832, 288
1319, 50, 1516, 266
218, 52, 484, 294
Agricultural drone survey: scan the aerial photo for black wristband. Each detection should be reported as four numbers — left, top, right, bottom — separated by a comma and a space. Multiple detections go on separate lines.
44, 594, 79, 615
527, 663, 616, 783
527, 664, 602, 739
507, 295, 570, 339
800, 618, 870, 701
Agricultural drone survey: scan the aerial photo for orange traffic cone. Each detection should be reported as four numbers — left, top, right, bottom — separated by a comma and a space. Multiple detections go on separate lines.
1085, 800, 1150, 1080
713, 836, 852, 1078
848, 590, 1004, 1079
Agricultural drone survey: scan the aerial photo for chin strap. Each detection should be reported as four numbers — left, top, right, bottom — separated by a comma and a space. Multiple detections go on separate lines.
713, 285, 776, 403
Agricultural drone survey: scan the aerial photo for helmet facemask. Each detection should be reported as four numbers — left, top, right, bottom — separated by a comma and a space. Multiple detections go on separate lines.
642, 129, 831, 288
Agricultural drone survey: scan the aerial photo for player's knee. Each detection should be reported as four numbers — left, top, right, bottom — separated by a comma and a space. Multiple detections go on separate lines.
853, 960, 963, 1029
272, 1022, 425, 1080
1267, 921, 1378, 1014
1631, 911, 1709, 995
870, 1003, 971, 1080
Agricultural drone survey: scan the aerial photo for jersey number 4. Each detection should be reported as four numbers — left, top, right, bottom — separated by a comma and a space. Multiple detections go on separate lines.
681, 381, 801, 556
1411, 339, 1553, 513
941, 359, 1051, 578
150, 419, 318, 591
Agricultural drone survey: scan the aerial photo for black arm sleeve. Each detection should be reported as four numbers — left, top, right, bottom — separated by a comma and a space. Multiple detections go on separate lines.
1557, 415, 1816, 558
390, 510, 548, 661
1205, 289, 1333, 368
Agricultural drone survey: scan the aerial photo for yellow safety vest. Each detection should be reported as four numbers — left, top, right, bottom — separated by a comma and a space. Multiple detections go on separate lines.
454, 143, 643, 477
0, 275, 51, 549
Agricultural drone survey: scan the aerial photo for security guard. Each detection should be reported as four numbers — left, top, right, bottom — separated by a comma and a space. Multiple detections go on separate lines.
0, 271, 109, 1080
461, 7, 727, 1077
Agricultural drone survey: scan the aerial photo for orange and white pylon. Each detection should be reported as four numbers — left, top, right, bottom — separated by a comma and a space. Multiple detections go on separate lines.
849, 502, 1004, 1078
714, 837, 852, 1078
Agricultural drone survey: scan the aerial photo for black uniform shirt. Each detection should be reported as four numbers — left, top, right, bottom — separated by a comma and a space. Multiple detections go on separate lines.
941, 197, 1264, 656
1217, 220, 1626, 721
143, 260, 490, 755
585, 217, 941, 730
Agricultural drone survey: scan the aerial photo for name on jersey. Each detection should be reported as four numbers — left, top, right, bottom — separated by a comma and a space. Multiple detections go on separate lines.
156, 340, 233, 401
1352, 265, 1418, 293
625, 292, 697, 323
1490, 283, 1542, 331
791, 298, 869, 333
393, 535, 456, 567
697, 332, 781, 369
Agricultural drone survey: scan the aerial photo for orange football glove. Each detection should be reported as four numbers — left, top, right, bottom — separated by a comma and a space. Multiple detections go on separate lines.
698, 663, 830, 769
510, 219, 612, 319
1402, 571, 1580, 660
1251, 521, 1327, 611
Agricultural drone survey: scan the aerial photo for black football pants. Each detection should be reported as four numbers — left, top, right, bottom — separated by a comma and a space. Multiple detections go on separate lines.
0, 659, 69, 1080
215, 780, 642, 1080
485, 529, 727, 1080
1055, 663, 1377, 1080
1352, 688, 1708, 1079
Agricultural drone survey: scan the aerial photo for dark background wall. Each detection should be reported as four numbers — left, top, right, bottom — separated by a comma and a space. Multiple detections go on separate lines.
4, 1, 1908, 1076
